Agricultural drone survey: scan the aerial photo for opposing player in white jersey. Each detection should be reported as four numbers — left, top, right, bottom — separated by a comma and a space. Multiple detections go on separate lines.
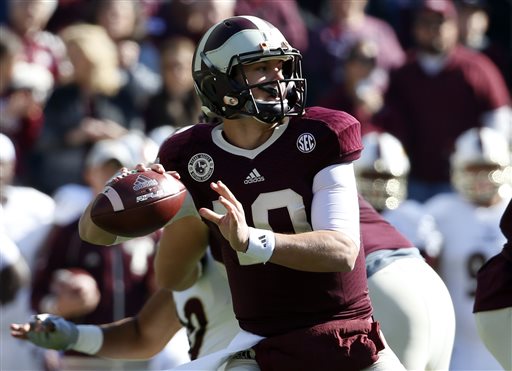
0, 133, 56, 371
354, 132, 455, 370
425, 127, 511, 371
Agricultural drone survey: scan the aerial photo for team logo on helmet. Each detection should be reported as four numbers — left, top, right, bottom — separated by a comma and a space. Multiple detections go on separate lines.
296, 133, 316, 153
188, 153, 214, 182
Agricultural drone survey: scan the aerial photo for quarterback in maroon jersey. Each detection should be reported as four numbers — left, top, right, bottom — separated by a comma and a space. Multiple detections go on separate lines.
473, 198, 512, 370
154, 15, 405, 371
80, 15, 405, 371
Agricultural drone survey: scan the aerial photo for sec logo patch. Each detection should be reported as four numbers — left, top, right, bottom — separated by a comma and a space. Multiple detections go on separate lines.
297, 133, 316, 153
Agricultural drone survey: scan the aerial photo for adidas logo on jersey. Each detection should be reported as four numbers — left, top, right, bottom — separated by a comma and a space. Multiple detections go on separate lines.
244, 169, 265, 184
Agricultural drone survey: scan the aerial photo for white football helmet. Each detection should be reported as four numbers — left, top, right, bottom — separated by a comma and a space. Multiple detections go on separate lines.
192, 16, 306, 124
355, 132, 410, 211
450, 127, 511, 204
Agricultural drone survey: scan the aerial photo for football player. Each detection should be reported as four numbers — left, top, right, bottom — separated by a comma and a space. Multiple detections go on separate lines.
78, 15, 405, 370
425, 126, 511, 370
355, 132, 455, 369
473, 198, 512, 370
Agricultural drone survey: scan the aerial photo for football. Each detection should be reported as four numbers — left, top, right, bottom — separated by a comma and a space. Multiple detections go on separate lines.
90, 171, 187, 237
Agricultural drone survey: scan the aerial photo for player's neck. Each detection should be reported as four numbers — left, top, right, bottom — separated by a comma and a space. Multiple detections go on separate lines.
222, 117, 277, 150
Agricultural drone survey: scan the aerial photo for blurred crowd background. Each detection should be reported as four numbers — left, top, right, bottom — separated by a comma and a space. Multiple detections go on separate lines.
0, 0, 511, 370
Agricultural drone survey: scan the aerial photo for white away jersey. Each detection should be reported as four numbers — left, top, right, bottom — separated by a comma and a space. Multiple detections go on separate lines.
174, 250, 240, 360
382, 199, 442, 258
426, 193, 510, 370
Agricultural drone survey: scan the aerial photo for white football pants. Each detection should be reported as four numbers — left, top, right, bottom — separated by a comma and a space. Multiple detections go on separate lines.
474, 307, 512, 371
368, 257, 456, 371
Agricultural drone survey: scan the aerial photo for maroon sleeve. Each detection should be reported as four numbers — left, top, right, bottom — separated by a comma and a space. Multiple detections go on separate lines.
359, 196, 413, 256
303, 107, 363, 163
499, 199, 512, 240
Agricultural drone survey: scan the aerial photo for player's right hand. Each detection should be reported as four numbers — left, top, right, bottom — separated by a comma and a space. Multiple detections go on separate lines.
10, 314, 78, 350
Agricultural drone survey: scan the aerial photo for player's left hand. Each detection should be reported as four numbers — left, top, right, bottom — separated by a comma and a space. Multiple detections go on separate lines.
199, 180, 250, 253
10, 314, 79, 350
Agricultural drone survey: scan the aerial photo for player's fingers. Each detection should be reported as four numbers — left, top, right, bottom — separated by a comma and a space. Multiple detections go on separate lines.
150, 163, 165, 174
165, 170, 181, 179
10, 323, 30, 338
198, 208, 222, 224
211, 181, 243, 210
135, 163, 150, 172
217, 195, 240, 220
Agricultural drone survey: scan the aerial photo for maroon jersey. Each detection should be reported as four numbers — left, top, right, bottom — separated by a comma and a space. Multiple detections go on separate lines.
158, 107, 372, 336
359, 196, 413, 256
474, 199, 512, 312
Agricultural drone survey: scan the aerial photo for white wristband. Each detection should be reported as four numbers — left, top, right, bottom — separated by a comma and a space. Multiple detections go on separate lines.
245, 227, 275, 263
72, 325, 104, 355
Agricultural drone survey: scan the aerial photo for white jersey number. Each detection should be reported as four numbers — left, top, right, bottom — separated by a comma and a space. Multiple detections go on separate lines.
213, 188, 313, 264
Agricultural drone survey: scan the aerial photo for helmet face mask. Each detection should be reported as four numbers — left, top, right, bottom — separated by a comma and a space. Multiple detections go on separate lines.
451, 163, 511, 204
193, 16, 307, 124
354, 132, 411, 211
357, 171, 408, 211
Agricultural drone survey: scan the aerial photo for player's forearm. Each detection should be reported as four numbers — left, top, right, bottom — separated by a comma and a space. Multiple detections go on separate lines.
154, 217, 209, 291
97, 317, 177, 360
98, 288, 183, 359
270, 230, 359, 272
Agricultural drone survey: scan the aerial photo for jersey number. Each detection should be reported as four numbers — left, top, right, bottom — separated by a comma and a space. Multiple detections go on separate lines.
466, 252, 486, 297
213, 189, 312, 264
183, 297, 207, 360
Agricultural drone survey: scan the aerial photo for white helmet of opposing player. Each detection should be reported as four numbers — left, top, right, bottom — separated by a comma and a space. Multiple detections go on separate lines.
355, 132, 410, 211
450, 127, 511, 204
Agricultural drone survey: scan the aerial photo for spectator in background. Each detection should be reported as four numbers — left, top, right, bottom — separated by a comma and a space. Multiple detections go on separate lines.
0, 133, 55, 370
154, 0, 236, 43
375, 0, 511, 202
305, 0, 405, 103
144, 36, 202, 139
5, 0, 69, 84
455, 0, 512, 91
0, 26, 53, 184
89, 0, 161, 110
30, 24, 143, 195
30, 138, 160, 371
234, 0, 309, 53
316, 38, 386, 136
425, 127, 511, 371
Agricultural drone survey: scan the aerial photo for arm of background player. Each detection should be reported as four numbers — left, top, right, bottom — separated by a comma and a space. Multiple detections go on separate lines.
155, 215, 209, 291
97, 288, 182, 359
11, 288, 183, 360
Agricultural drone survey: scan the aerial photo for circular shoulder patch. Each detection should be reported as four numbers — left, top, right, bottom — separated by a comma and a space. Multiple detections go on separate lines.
188, 153, 215, 182
296, 133, 316, 153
